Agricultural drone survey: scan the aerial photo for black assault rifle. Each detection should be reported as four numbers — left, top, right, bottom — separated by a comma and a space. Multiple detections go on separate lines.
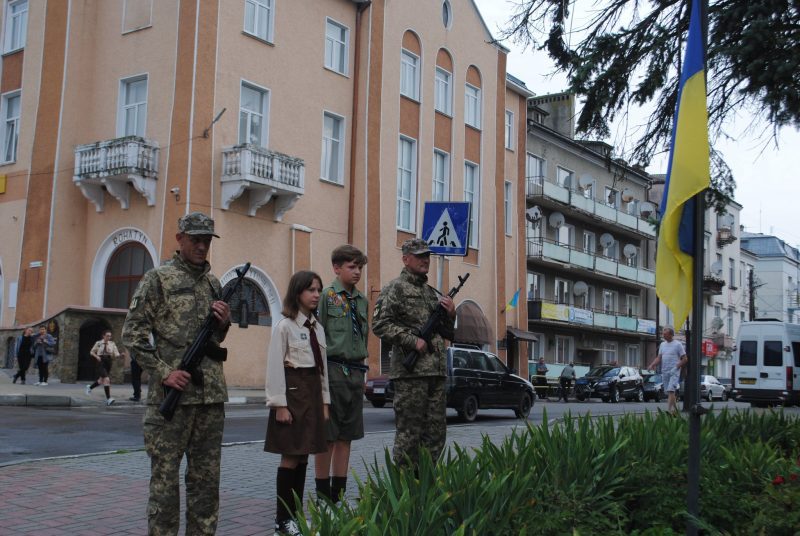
402, 273, 470, 372
159, 262, 251, 421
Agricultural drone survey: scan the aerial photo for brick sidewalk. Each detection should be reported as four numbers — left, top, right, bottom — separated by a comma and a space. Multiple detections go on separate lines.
0, 423, 522, 535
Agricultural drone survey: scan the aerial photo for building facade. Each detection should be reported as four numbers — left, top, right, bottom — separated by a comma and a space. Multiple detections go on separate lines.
741, 233, 800, 324
0, 0, 538, 385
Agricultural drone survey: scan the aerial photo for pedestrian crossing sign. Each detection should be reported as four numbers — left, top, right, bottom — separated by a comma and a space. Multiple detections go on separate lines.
421, 202, 471, 256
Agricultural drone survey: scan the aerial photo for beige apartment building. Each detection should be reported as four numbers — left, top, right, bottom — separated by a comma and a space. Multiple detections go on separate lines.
0, 0, 537, 385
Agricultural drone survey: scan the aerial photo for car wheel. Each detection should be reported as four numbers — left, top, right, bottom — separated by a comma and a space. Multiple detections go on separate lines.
514, 394, 533, 419
610, 387, 620, 404
576, 394, 586, 402
370, 400, 386, 408
706, 390, 713, 402
458, 395, 478, 422
636, 387, 645, 403
721, 390, 728, 402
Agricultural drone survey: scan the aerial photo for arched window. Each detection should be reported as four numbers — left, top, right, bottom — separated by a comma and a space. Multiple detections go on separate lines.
222, 278, 272, 327
104, 242, 154, 309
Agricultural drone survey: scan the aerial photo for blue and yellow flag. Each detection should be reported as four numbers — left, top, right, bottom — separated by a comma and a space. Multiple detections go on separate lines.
502, 288, 521, 313
655, 0, 710, 328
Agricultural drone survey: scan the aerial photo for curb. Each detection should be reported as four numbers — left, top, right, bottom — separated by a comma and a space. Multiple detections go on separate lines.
0, 393, 267, 407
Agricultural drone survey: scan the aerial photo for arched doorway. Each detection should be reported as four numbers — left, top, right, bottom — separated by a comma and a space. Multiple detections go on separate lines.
103, 242, 154, 308
77, 319, 111, 381
222, 278, 272, 327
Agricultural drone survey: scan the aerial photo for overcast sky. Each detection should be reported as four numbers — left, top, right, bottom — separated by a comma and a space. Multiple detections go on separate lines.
473, 0, 800, 247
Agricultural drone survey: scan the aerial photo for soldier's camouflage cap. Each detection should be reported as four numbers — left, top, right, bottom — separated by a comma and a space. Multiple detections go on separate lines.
178, 211, 220, 237
401, 238, 431, 255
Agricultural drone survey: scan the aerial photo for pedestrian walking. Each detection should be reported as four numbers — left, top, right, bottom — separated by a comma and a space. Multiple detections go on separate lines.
647, 326, 688, 416
265, 271, 331, 535
129, 349, 143, 402
85, 329, 121, 406
32, 325, 56, 386
534, 357, 549, 399
372, 238, 456, 469
12, 327, 34, 384
559, 362, 576, 402
314, 245, 369, 505
122, 211, 231, 536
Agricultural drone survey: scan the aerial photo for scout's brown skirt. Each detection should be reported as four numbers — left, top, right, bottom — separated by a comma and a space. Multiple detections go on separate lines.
264, 367, 328, 455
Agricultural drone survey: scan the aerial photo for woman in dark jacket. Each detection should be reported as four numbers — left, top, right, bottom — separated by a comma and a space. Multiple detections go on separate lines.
12, 327, 34, 384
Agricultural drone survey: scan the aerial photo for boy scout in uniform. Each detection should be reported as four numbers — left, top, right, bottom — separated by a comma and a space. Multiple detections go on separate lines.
314, 245, 369, 503
122, 212, 231, 536
372, 239, 455, 468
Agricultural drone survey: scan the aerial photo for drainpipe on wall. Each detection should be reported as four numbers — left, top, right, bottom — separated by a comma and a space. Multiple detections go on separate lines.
347, 1, 371, 244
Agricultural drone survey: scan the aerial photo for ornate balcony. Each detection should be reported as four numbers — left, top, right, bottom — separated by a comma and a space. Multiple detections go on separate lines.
717, 227, 737, 247
73, 136, 159, 212
220, 144, 304, 220
703, 275, 725, 295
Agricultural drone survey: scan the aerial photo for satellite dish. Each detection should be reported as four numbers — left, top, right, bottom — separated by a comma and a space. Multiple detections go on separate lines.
711, 261, 723, 276
599, 233, 615, 248
525, 205, 542, 222
711, 316, 724, 331
548, 211, 565, 228
621, 188, 634, 202
578, 174, 595, 190
573, 281, 588, 296
623, 244, 637, 259
639, 201, 655, 218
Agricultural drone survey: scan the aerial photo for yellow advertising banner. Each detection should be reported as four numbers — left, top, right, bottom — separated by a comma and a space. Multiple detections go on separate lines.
0, 174, 6, 194
541, 302, 569, 321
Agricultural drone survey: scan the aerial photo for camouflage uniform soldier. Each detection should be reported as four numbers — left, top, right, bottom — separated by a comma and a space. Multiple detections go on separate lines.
122, 212, 231, 536
372, 239, 456, 467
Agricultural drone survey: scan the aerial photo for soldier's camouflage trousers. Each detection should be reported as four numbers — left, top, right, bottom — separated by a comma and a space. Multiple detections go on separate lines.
143, 403, 225, 536
391, 376, 446, 467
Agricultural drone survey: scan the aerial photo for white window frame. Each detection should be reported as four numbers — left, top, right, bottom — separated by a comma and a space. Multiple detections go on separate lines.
504, 110, 514, 150
238, 81, 270, 147
582, 180, 594, 199
575, 284, 595, 310
432, 149, 450, 201
1, 90, 20, 163
727, 307, 734, 336
3, 0, 27, 53
117, 75, 148, 138
526, 153, 545, 187
321, 111, 345, 185
464, 161, 480, 248
602, 341, 618, 364
400, 49, 420, 101
604, 186, 618, 208
324, 18, 349, 75
464, 83, 481, 129
243, 0, 275, 43
583, 231, 596, 253
554, 278, 571, 305
434, 67, 452, 115
602, 289, 618, 314
603, 239, 619, 260
555, 336, 572, 364
625, 294, 639, 317
396, 136, 417, 232
504, 180, 513, 236
625, 345, 640, 367
556, 166, 573, 188
527, 272, 542, 300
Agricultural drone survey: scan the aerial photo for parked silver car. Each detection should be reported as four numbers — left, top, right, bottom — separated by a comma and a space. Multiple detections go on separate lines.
700, 375, 728, 401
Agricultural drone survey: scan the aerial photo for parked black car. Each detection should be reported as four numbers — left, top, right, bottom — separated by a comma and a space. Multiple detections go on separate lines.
642, 373, 665, 402
574, 366, 645, 403
365, 374, 392, 408
447, 346, 535, 422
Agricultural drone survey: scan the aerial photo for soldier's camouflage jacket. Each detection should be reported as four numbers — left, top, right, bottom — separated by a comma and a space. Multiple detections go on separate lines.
122, 253, 229, 405
372, 268, 455, 379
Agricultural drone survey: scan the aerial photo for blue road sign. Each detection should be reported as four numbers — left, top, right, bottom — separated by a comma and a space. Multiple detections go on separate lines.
421, 202, 471, 256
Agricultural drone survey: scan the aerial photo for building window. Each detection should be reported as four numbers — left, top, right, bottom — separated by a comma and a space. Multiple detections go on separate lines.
222, 278, 272, 326
555, 336, 572, 364
464, 84, 481, 128
555, 278, 570, 305
602, 341, 618, 364
244, 0, 274, 43
625, 345, 640, 366
504, 110, 514, 149
239, 82, 269, 147
1, 91, 20, 163
464, 162, 479, 248
582, 179, 594, 199
396, 136, 417, 231
527, 272, 541, 300
556, 167, 573, 188
604, 186, 618, 208
575, 285, 594, 310
3, 0, 27, 52
432, 149, 449, 201
321, 112, 344, 184
526, 153, 545, 187
400, 49, 420, 101
118, 76, 147, 138
434, 67, 452, 115
729, 258, 736, 288
727, 308, 734, 336
626, 294, 639, 316
103, 243, 154, 309
603, 239, 619, 260
583, 231, 596, 253
324, 19, 349, 75
504, 181, 513, 236
557, 224, 573, 247
602, 289, 617, 314
441, 0, 452, 28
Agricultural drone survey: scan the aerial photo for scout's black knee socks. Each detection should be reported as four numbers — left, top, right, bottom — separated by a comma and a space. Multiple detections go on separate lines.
90, 382, 99, 390
104, 386, 111, 399
276, 467, 294, 523
315, 477, 332, 501
332, 476, 347, 502
293, 463, 307, 508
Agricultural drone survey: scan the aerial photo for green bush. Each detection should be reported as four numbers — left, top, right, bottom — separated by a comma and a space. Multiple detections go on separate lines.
299, 409, 800, 535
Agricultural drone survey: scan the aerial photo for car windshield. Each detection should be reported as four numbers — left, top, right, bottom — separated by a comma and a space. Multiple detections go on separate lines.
586, 366, 618, 378
646, 374, 662, 383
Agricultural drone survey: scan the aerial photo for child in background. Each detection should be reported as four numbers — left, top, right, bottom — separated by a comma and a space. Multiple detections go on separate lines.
265, 271, 330, 535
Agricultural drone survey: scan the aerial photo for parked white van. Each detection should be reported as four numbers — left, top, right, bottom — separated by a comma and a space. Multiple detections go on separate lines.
732, 320, 800, 406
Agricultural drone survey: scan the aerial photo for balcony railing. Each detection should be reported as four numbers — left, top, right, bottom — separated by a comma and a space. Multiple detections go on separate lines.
526, 177, 655, 237
703, 275, 725, 295
220, 144, 304, 220
526, 237, 655, 287
527, 299, 657, 336
73, 136, 159, 211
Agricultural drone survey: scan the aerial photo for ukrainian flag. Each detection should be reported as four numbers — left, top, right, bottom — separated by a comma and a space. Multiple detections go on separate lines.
656, 0, 710, 327
502, 288, 521, 313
